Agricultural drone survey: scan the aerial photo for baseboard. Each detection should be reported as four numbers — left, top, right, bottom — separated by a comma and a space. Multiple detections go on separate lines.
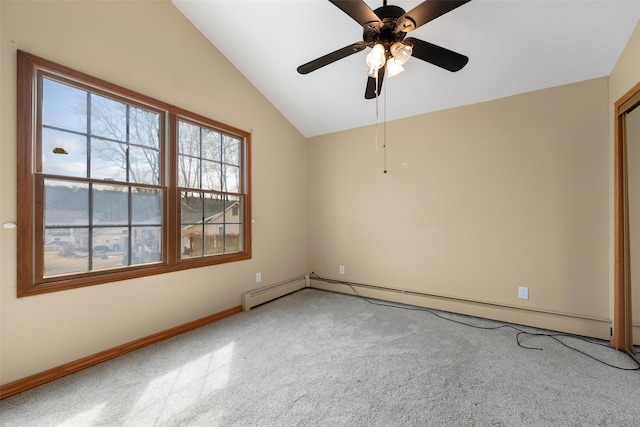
0, 305, 242, 400
310, 279, 612, 340
242, 275, 309, 311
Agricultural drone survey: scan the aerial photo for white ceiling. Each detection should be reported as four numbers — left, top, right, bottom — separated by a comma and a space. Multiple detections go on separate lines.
173, 0, 640, 138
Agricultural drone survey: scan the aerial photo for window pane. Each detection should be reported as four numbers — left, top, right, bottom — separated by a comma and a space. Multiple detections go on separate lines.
90, 94, 126, 141
45, 180, 89, 226
42, 78, 87, 133
201, 129, 221, 162
203, 224, 224, 256
42, 128, 87, 177
178, 121, 200, 156
93, 184, 128, 225
181, 191, 203, 258
129, 226, 161, 265
44, 233, 89, 277
223, 165, 240, 193
129, 145, 160, 185
178, 119, 201, 189
90, 138, 127, 181
224, 197, 242, 254
91, 227, 128, 271
181, 191, 202, 224
129, 107, 160, 149
181, 193, 224, 224
225, 224, 243, 253
202, 159, 221, 191
180, 192, 226, 259
223, 136, 240, 166
204, 193, 225, 221
181, 223, 201, 259
225, 196, 242, 223
178, 154, 200, 189
132, 188, 162, 224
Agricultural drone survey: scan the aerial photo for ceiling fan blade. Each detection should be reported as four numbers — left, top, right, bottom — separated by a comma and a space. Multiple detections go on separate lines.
329, 0, 381, 27
365, 66, 385, 99
396, 0, 471, 32
297, 42, 369, 74
404, 37, 468, 72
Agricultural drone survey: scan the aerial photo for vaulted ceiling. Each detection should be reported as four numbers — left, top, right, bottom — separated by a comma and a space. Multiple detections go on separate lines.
173, 0, 640, 137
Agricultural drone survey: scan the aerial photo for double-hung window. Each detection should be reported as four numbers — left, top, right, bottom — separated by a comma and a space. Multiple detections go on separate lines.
17, 51, 251, 296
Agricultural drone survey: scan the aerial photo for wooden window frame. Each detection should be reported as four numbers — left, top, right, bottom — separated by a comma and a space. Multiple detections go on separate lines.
17, 50, 252, 297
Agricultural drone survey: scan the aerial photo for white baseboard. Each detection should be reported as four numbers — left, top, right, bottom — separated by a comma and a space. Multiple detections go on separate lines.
242, 275, 309, 311
310, 279, 612, 340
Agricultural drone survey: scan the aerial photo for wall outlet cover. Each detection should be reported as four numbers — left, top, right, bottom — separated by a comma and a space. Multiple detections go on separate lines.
518, 286, 528, 300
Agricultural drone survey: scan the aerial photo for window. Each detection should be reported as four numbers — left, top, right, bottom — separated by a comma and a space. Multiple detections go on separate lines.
17, 51, 251, 296
178, 119, 244, 258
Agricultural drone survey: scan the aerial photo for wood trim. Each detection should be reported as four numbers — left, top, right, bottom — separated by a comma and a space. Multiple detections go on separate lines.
613, 100, 626, 349
16, 51, 35, 297
243, 132, 252, 257
21, 252, 252, 297
612, 81, 640, 350
167, 111, 178, 265
619, 89, 640, 115
0, 305, 242, 399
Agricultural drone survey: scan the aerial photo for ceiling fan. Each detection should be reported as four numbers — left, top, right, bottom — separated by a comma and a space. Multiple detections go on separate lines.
297, 0, 471, 99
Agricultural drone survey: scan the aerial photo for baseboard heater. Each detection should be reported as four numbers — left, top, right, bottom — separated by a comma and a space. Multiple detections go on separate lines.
241, 275, 310, 311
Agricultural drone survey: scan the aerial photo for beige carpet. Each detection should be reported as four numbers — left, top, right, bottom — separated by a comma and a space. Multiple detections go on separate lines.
1, 288, 638, 426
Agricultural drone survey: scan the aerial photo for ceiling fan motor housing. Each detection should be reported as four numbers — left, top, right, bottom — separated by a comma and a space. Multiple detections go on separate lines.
364, 5, 409, 58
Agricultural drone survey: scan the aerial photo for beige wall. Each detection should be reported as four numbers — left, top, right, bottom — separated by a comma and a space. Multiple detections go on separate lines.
309, 77, 611, 336
610, 20, 640, 345
0, 0, 308, 385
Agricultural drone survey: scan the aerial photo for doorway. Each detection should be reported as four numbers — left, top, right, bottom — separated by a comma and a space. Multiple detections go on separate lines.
613, 81, 640, 354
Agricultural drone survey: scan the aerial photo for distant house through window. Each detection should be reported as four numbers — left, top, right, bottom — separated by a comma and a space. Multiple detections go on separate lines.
16, 51, 252, 296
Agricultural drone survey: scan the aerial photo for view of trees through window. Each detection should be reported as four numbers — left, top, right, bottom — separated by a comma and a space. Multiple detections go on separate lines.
39, 75, 245, 279
17, 51, 251, 296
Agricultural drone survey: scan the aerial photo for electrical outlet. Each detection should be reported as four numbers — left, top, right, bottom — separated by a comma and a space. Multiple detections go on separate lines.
518, 286, 528, 300
339, 265, 345, 275
256, 272, 262, 283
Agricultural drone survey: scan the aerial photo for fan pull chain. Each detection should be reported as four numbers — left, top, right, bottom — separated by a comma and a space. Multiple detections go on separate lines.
374, 71, 387, 174
374, 72, 380, 159
383, 80, 387, 174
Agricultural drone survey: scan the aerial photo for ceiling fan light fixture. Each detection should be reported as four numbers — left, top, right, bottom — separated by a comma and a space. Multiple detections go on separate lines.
366, 43, 386, 71
386, 58, 404, 78
390, 42, 412, 66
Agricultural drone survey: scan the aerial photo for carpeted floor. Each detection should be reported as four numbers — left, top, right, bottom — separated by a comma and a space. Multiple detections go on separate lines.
1, 288, 638, 426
